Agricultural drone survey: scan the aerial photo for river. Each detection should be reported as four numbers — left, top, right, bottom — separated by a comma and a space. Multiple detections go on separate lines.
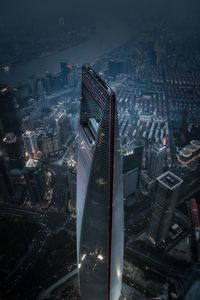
0, 20, 131, 86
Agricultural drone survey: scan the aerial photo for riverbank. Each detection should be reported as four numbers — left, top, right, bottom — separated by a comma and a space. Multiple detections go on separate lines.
0, 20, 131, 86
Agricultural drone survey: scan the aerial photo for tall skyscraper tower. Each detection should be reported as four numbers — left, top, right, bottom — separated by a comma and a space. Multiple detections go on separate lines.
122, 141, 143, 205
60, 60, 71, 86
76, 65, 124, 300
22, 130, 38, 159
0, 151, 13, 201
147, 142, 166, 179
0, 85, 20, 137
24, 159, 45, 204
3, 132, 23, 169
148, 171, 183, 244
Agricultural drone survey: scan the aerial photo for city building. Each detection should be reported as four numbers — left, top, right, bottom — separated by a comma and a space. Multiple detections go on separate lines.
3, 132, 23, 169
67, 158, 76, 212
44, 72, 53, 95
55, 111, 71, 145
178, 140, 200, 166
147, 142, 166, 179
22, 130, 38, 159
21, 116, 35, 132
0, 84, 20, 137
24, 158, 45, 204
41, 128, 61, 157
148, 171, 183, 244
0, 150, 13, 202
10, 169, 27, 204
76, 65, 124, 300
190, 198, 200, 242
60, 59, 71, 86
122, 141, 143, 205
67, 64, 78, 87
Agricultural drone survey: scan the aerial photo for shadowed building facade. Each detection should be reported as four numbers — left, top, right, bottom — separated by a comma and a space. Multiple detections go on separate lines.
0, 85, 20, 137
148, 171, 183, 244
147, 142, 166, 179
76, 65, 124, 300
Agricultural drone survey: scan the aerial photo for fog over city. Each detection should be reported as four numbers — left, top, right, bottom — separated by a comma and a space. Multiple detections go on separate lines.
0, 1, 200, 300
1, 0, 200, 29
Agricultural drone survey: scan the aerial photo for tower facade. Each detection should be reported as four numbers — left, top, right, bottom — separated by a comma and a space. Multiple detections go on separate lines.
0, 151, 13, 201
24, 159, 45, 204
3, 132, 23, 169
60, 59, 71, 86
147, 142, 166, 179
22, 130, 38, 159
76, 65, 124, 300
148, 171, 183, 244
122, 141, 143, 202
0, 85, 20, 137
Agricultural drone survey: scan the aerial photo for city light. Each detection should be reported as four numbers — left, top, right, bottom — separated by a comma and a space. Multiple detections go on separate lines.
1, 4, 200, 299
97, 254, 104, 261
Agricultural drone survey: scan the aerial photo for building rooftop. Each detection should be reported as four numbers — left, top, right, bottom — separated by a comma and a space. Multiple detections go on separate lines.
22, 130, 35, 137
157, 171, 183, 190
191, 140, 200, 149
122, 140, 143, 156
25, 158, 38, 168
153, 142, 166, 153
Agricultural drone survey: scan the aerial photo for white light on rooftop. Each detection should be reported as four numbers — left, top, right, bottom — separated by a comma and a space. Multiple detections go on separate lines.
26, 158, 38, 168
97, 254, 104, 261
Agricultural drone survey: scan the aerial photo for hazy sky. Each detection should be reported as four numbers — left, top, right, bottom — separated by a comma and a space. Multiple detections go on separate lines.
0, 0, 200, 31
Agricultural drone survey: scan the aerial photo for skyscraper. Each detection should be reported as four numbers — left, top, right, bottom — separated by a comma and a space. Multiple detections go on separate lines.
24, 159, 45, 204
0, 85, 20, 137
76, 65, 124, 300
148, 171, 183, 244
67, 158, 76, 211
60, 59, 71, 86
122, 141, 143, 205
147, 142, 166, 179
0, 151, 13, 202
3, 132, 23, 169
22, 130, 38, 159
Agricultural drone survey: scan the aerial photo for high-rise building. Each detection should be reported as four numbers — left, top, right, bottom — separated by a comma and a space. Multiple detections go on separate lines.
44, 72, 53, 95
0, 151, 13, 202
76, 65, 124, 300
60, 60, 71, 86
3, 132, 23, 169
41, 128, 61, 157
190, 198, 200, 242
22, 130, 38, 159
147, 142, 166, 179
67, 159, 76, 211
67, 64, 78, 87
122, 141, 143, 205
10, 169, 27, 204
148, 171, 183, 244
0, 85, 20, 137
55, 111, 71, 145
24, 159, 45, 204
